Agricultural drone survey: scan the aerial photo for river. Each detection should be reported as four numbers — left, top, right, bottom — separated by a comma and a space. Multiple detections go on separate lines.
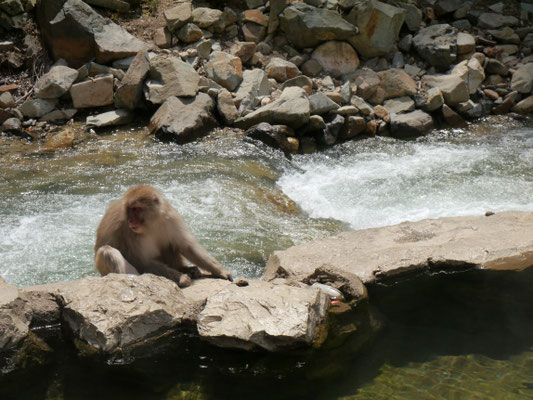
0, 116, 532, 399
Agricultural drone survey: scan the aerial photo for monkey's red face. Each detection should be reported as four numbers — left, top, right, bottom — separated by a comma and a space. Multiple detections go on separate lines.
127, 206, 144, 233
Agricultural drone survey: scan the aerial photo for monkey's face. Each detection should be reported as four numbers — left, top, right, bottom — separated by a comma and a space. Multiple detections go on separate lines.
127, 206, 145, 233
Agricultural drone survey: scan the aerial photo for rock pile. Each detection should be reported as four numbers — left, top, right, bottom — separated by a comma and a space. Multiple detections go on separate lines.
3, 0, 533, 148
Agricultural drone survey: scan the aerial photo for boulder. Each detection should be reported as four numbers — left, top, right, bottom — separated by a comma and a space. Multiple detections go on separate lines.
264, 211, 533, 284
369, 68, 417, 104
456, 32, 475, 55
511, 95, 533, 113
144, 55, 200, 104
398, 2, 422, 31
345, 0, 405, 58
281, 75, 314, 95
511, 63, 533, 94
383, 96, 415, 114
34, 65, 78, 99
265, 57, 300, 83
477, 13, 519, 29
217, 88, 239, 125
451, 58, 485, 95
434, 0, 462, 16
234, 68, 270, 112
441, 104, 467, 128
1, 117, 23, 135
311, 41, 359, 78
164, 3, 192, 32
278, 4, 357, 49
487, 27, 520, 45
352, 68, 380, 100
422, 87, 444, 112
114, 50, 150, 110
18, 98, 57, 118
148, 93, 217, 143
309, 92, 340, 115
422, 74, 469, 106
39, 108, 77, 122
192, 7, 223, 29
244, 122, 295, 149
206, 51, 243, 91
86, 109, 134, 128
234, 86, 310, 130
177, 23, 203, 43
338, 115, 366, 140
242, 21, 266, 43
56, 274, 195, 353
70, 74, 114, 108
412, 24, 457, 69
485, 58, 509, 76
36, 0, 149, 67
229, 41, 256, 64
390, 110, 433, 138
197, 280, 328, 351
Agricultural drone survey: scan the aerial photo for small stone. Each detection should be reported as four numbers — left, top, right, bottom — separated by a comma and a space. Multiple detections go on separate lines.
86, 109, 134, 128
483, 89, 499, 100
265, 57, 300, 82
178, 23, 203, 43
0, 91, 15, 108
154, 27, 172, 49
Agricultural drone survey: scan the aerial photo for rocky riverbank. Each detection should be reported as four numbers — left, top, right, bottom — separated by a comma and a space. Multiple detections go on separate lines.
2, 0, 533, 151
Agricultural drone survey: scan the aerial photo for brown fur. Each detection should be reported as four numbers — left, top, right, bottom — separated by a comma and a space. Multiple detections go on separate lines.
94, 185, 233, 287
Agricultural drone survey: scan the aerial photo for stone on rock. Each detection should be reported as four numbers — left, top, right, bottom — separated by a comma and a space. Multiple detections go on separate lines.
86, 109, 133, 128
369, 68, 417, 105
278, 4, 357, 49
352, 68, 380, 101
148, 93, 217, 144
177, 23, 204, 43
451, 58, 485, 94
264, 211, 533, 284
206, 51, 243, 91
217, 88, 238, 125
19, 98, 57, 118
234, 68, 270, 112
57, 274, 194, 353
412, 24, 457, 69
70, 75, 114, 108
423, 87, 444, 112
36, 0, 149, 67
265, 57, 300, 83
383, 96, 415, 114
511, 63, 533, 94
114, 50, 150, 110
422, 74, 469, 106
230, 41, 256, 64
390, 110, 433, 139
309, 92, 340, 115
511, 95, 533, 113
197, 280, 328, 351
34, 65, 78, 99
311, 41, 359, 78
235, 86, 310, 130
477, 13, 519, 29
144, 55, 200, 104
345, 0, 406, 58
456, 32, 476, 55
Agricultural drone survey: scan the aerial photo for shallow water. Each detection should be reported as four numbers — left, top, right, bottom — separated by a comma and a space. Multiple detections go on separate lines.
1, 117, 533, 399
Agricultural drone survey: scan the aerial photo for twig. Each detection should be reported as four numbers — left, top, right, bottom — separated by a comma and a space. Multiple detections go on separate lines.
15, 87, 34, 105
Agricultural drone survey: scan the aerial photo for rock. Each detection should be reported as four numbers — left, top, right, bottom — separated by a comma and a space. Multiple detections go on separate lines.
423, 87, 445, 112
456, 32, 476, 55
153, 27, 172, 49
70, 74, 113, 108
338, 115, 366, 140
389, 110, 433, 139
451, 58, 485, 95
206, 51, 243, 91
18, 98, 57, 118
242, 21, 266, 43
144, 55, 200, 104
177, 22, 203, 43
164, 3, 192, 32
351, 95, 374, 116
39, 108, 77, 122
281, 75, 313, 95
265, 57, 300, 83
197, 280, 328, 351
245, 122, 290, 149
217, 88, 238, 125
86, 109, 134, 128
422, 74, 469, 106
311, 41, 359, 78
412, 24, 457, 69
230, 41, 256, 64
511, 95, 533, 113
234, 68, 270, 112
83, 0, 129, 13
0, 117, 22, 134
36, 0, 148, 67
399, 2, 422, 31
441, 104, 467, 127
352, 68, 380, 101
0, 0, 25, 16
192, 7, 222, 29
485, 58, 509, 76
235, 86, 310, 130
56, 274, 194, 353
115, 50, 150, 110
265, 211, 533, 284
511, 63, 533, 93
148, 93, 217, 143
487, 27, 520, 44
477, 13, 519, 29
34, 65, 78, 99
0, 91, 15, 108
243, 9, 268, 27
278, 4, 357, 49
383, 96, 415, 114
43, 127, 75, 150
301, 59, 323, 77
398, 34, 413, 52
345, 0, 406, 58
434, 0, 462, 16
309, 92, 340, 115
301, 264, 367, 302
369, 68, 417, 105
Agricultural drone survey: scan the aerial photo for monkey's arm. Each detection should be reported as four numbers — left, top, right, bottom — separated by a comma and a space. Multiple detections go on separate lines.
143, 259, 192, 288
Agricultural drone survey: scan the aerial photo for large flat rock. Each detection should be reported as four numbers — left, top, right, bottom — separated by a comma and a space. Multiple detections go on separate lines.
264, 211, 533, 284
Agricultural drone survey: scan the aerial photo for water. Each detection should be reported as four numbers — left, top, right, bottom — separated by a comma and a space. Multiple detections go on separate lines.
1, 117, 533, 399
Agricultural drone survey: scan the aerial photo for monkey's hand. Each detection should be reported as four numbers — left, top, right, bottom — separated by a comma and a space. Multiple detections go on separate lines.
215, 268, 233, 282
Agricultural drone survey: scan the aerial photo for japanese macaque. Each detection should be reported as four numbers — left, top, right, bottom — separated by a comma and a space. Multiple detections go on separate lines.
94, 185, 233, 287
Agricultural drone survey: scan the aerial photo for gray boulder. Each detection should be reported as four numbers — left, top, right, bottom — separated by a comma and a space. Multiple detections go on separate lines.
18, 98, 57, 118
451, 58, 485, 95
34, 65, 78, 99
234, 68, 271, 112
369, 68, 417, 105
206, 51, 243, 91
278, 4, 357, 49
413, 24, 457, 69
511, 63, 533, 94
383, 96, 415, 114
352, 67, 380, 100
70, 74, 114, 108
311, 40, 359, 78
346, 0, 406, 58
164, 2, 192, 32
197, 280, 329, 351
234, 86, 310, 130
114, 50, 150, 110
217, 88, 239, 125
309, 92, 340, 115
86, 109, 134, 128
149, 93, 217, 143
144, 55, 200, 104
390, 110, 433, 138
422, 74, 469, 106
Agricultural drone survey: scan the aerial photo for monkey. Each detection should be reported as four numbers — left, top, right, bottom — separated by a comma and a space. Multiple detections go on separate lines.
94, 185, 233, 288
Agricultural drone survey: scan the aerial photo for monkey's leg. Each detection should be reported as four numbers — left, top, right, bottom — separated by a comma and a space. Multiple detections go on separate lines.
95, 245, 140, 276
143, 260, 192, 288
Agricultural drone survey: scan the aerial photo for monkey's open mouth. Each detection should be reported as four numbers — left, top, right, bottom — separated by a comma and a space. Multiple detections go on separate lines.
127, 206, 143, 229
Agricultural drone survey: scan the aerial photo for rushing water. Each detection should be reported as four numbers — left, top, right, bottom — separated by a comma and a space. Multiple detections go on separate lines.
1, 116, 533, 399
